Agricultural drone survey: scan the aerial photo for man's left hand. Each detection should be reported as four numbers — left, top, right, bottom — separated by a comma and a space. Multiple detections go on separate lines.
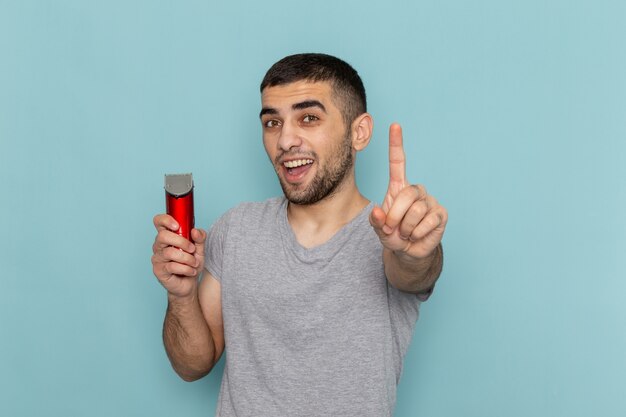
369, 123, 448, 260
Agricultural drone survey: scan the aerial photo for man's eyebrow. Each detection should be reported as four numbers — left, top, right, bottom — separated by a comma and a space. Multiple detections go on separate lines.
260, 100, 327, 118
259, 107, 278, 118
293, 100, 326, 113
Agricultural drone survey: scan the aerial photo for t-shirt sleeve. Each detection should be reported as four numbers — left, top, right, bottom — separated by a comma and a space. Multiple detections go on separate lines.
204, 209, 234, 283
387, 281, 422, 382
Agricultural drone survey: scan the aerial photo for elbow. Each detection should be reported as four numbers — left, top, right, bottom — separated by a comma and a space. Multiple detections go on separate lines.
174, 363, 213, 382
171, 353, 218, 382
178, 372, 204, 383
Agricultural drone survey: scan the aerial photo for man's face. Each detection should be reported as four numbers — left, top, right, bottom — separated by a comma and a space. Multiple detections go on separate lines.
260, 81, 354, 205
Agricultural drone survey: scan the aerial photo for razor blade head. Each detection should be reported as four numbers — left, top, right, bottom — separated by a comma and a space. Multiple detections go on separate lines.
164, 173, 193, 197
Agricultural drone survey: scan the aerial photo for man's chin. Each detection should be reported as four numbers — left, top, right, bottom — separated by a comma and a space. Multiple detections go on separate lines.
282, 184, 337, 206
282, 190, 310, 205
281, 186, 315, 206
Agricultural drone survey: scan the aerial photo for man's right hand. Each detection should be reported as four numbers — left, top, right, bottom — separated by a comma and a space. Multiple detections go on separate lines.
151, 214, 206, 299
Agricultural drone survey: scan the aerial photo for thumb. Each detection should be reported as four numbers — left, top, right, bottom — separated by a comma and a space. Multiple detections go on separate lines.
191, 228, 207, 256
369, 206, 390, 237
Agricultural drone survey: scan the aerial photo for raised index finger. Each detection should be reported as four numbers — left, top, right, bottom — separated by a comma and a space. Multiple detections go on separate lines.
388, 123, 407, 187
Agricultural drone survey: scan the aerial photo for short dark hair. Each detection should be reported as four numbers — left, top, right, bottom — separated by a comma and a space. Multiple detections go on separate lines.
260, 53, 367, 127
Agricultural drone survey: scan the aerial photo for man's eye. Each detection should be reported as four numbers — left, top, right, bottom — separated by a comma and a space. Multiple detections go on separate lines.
264, 119, 280, 128
302, 114, 319, 123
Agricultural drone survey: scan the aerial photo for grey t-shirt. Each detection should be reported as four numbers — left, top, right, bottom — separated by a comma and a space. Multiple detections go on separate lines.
205, 197, 426, 417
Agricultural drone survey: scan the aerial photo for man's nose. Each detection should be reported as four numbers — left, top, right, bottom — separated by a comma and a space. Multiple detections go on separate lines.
277, 121, 303, 151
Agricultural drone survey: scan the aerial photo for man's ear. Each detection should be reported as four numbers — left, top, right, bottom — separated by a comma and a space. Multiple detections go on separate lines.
351, 113, 373, 151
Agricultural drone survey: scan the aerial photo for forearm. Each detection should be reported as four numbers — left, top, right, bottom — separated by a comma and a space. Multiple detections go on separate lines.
384, 243, 443, 294
163, 292, 216, 381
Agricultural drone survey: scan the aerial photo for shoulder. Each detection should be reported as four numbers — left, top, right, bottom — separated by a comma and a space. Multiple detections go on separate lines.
232, 196, 284, 214
223, 196, 284, 221
211, 196, 285, 231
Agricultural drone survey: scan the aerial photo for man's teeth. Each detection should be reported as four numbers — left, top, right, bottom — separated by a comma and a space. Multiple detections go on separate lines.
284, 159, 313, 168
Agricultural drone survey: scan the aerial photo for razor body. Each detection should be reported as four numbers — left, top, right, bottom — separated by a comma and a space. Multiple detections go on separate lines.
164, 173, 194, 240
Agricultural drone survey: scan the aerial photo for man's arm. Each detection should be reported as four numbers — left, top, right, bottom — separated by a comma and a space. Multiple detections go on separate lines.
152, 215, 224, 381
162, 271, 224, 381
382, 243, 443, 294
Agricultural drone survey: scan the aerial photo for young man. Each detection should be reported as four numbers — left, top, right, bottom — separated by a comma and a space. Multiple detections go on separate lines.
151, 53, 447, 416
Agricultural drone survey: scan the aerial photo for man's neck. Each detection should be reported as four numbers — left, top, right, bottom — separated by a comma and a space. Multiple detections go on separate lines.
286, 182, 370, 249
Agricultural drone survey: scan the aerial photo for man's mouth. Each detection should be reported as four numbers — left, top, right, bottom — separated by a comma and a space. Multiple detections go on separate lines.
282, 159, 314, 181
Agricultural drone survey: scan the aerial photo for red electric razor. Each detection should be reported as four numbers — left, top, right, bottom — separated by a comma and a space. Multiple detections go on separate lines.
165, 173, 194, 240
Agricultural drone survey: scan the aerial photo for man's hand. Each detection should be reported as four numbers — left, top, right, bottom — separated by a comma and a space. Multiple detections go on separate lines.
369, 123, 447, 261
151, 214, 206, 299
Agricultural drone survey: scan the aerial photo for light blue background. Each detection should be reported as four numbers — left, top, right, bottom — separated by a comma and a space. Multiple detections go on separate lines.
1, 1, 625, 416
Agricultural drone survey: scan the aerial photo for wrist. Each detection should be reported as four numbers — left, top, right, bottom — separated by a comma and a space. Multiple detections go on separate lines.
384, 244, 443, 293
167, 289, 199, 308
390, 245, 437, 269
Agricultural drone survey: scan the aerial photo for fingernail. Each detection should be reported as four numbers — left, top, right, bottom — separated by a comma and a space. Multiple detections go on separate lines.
383, 225, 393, 234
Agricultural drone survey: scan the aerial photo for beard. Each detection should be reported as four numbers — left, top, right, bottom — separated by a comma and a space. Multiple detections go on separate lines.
275, 130, 354, 205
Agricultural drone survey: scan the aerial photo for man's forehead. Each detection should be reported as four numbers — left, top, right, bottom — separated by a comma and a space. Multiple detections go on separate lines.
261, 80, 333, 107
